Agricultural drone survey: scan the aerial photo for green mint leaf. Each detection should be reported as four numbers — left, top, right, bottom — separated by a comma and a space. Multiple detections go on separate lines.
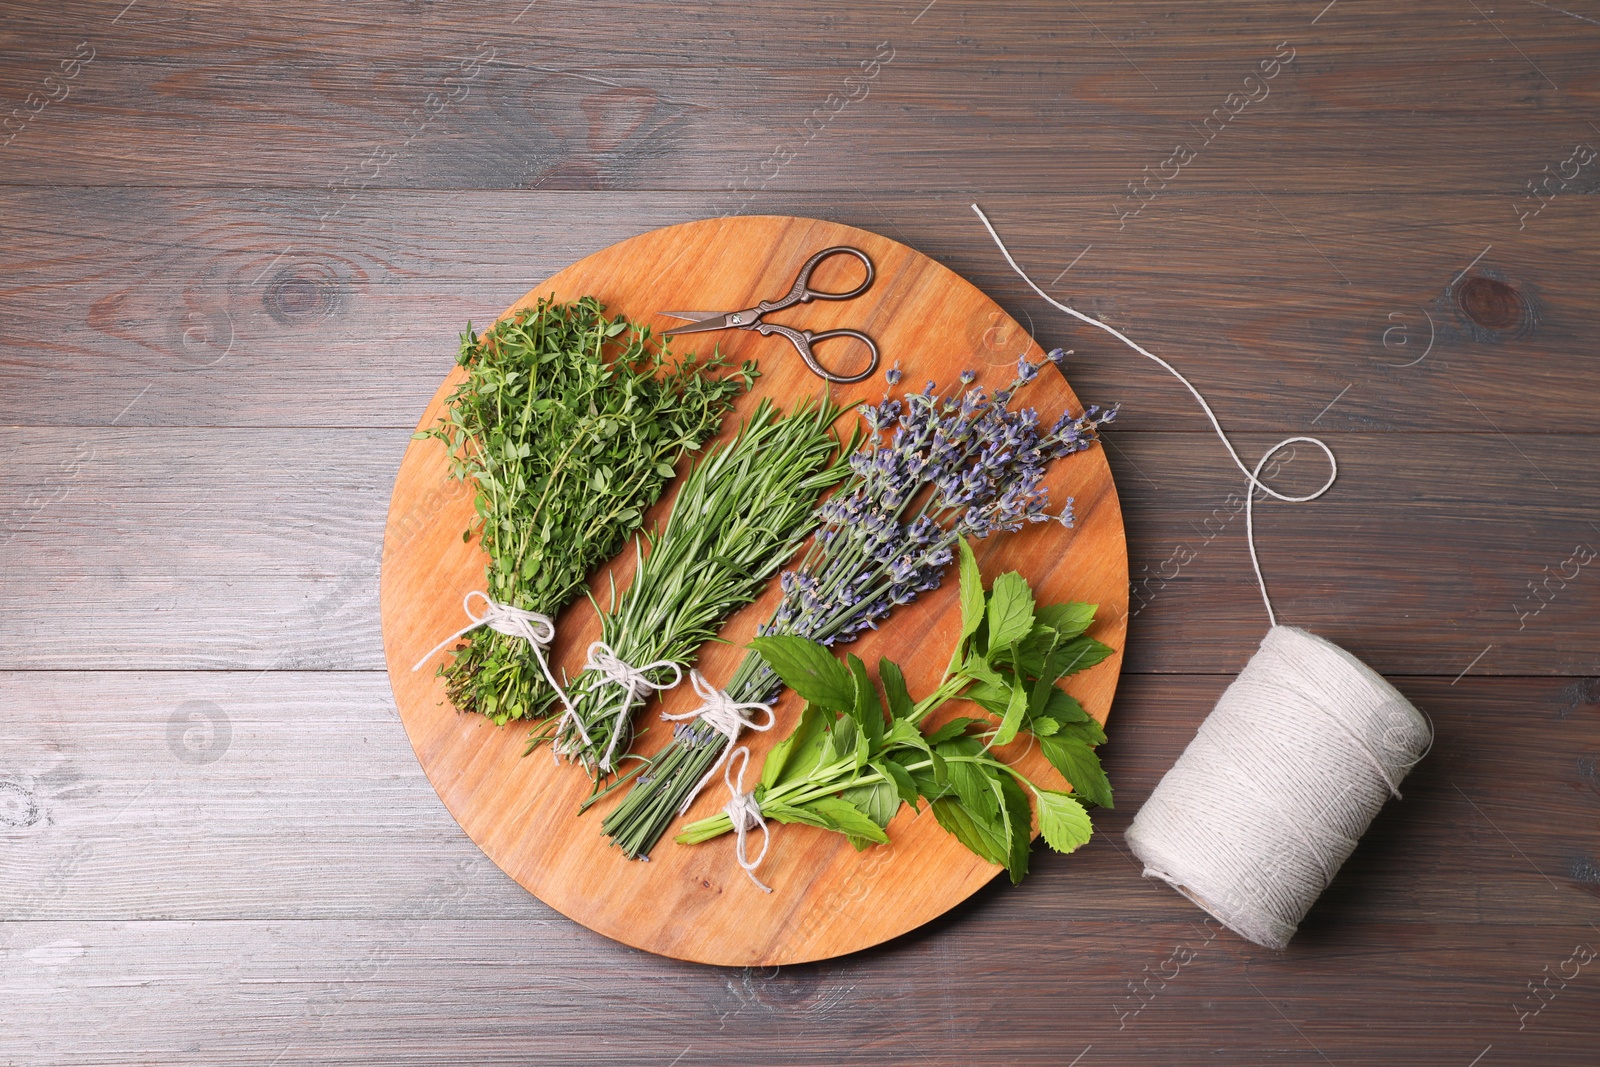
993, 670, 1030, 746
847, 654, 885, 755
1037, 688, 1092, 725
822, 715, 860, 768
1044, 635, 1116, 680
1049, 716, 1108, 747
940, 741, 1001, 821
1034, 602, 1097, 641
958, 537, 985, 640
888, 719, 947, 790
930, 796, 1008, 867
1034, 789, 1093, 854
760, 704, 826, 790
762, 800, 836, 830
923, 717, 980, 745
875, 758, 920, 809
879, 657, 914, 721
1000, 773, 1033, 885
961, 650, 1006, 688
805, 796, 891, 844
962, 678, 1013, 717
840, 779, 900, 829
986, 571, 1035, 650
749, 634, 854, 711
1039, 734, 1115, 809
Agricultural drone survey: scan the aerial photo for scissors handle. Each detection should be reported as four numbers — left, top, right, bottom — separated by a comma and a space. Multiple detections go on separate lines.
758, 245, 875, 315
754, 322, 880, 384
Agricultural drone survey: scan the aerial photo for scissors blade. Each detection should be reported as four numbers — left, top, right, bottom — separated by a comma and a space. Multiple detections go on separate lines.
660, 309, 762, 337
659, 311, 724, 322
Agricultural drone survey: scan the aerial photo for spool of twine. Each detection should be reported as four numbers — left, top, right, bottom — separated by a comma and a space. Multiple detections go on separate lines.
973, 203, 1435, 950
1125, 626, 1431, 949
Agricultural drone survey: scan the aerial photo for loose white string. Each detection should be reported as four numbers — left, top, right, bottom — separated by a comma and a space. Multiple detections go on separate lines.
411, 591, 585, 745
721, 745, 772, 893
971, 203, 1338, 624
583, 641, 683, 773
660, 670, 776, 814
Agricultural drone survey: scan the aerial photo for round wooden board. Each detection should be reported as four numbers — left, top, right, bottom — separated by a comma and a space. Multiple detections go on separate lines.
380, 215, 1127, 966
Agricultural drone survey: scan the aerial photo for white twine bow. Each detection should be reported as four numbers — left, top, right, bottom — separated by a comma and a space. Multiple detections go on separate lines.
722, 745, 772, 893
584, 641, 683, 773
411, 590, 586, 749
660, 670, 775, 814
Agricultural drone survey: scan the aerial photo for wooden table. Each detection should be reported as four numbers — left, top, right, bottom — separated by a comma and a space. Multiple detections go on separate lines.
3, 2, 1596, 1063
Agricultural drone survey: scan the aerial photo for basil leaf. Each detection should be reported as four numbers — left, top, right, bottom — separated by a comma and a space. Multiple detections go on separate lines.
749, 635, 854, 711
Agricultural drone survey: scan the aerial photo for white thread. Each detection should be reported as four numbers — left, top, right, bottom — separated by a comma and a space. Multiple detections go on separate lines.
660, 671, 776, 814
411, 591, 584, 746
1125, 626, 1432, 949
721, 746, 772, 893
972, 203, 1337, 623
583, 642, 683, 773
971, 204, 1433, 950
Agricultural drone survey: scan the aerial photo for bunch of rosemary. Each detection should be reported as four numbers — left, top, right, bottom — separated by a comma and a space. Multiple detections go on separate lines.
534, 395, 858, 777
418, 296, 752, 725
601, 356, 1113, 858
677, 540, 1115, 885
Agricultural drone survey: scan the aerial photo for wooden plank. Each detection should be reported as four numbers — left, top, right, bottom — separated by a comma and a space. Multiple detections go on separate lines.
3, 671, 1595, 927
2, 1, 1598, 195
3, 429, 1596, 674
4, 190, 1597, 432
0, 914, 1594, 1065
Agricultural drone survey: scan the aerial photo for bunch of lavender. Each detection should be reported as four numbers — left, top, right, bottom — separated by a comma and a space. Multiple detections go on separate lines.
600, 353, 1116, 858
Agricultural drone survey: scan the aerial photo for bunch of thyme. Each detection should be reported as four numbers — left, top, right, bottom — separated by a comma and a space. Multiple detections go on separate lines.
601, 354, 1115, 858
419, 296, 752, 725
532, 395, 858, 778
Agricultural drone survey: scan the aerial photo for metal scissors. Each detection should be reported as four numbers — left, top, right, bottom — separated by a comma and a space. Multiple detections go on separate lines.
660, 245, 880, 384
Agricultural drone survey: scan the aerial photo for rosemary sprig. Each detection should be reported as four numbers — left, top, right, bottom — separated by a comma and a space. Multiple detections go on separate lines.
676, 539, 1115, 885
532, 395, 860, 777
419, 296, 753, 725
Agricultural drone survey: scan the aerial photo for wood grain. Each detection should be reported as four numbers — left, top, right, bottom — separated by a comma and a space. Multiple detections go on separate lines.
3, 671, 1594, 923
5, 0, 1600, 1060
378, 215, 1128, 965
5, 189, 1597, 434
5, 430, 1596, 674
3, 2, 1598, 194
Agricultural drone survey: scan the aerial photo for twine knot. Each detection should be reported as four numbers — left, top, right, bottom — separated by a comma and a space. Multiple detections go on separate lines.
411, 591, 583, 750
660, 671, 775, 814
721, 746, 771, 893
583, 642, 683, 773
